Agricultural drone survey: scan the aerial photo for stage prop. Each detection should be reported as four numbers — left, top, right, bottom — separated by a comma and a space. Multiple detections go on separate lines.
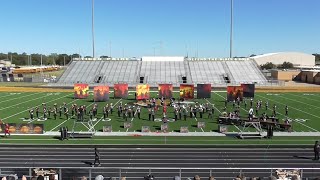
103, 125, 112, 132
161, 123, 169, 132
142, 126, 150, 132
197, 122, 205, 128
197, 84, 211, 98
136, 84, 150, 100
241, 84, 255, 98
158, 84, 173, 99
74, 83, 89, 99
227, 86, 243, 101
124, 122, 132, 129
0, 123, 43, 134
180, 84, 194, 99
114, 84, 128, 99
180, 126, 189, 133
94, 86, 110, 102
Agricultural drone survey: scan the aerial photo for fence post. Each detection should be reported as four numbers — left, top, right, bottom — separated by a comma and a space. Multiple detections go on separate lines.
119, 169, 122, 179
29, 168, 32, 178
301, 169, 303, 179
179, 169, 182, 178
89, 169, 92, 180
210, 169, 212, 176
270, 169, 272, 177
59, 168, 62, 180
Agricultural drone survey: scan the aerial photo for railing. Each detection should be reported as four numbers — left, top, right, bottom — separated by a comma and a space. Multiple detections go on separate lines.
1, 167, 319, 180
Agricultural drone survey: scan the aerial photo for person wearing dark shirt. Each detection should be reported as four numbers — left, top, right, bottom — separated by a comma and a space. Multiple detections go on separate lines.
93, 147, 101, 166
314, 141, 320, 160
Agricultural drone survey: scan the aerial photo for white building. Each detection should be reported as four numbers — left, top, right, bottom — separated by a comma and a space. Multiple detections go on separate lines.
252, 52, 315, 67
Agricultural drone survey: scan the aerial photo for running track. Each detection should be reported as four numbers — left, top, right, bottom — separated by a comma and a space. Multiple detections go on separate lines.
0, 146, 320, 179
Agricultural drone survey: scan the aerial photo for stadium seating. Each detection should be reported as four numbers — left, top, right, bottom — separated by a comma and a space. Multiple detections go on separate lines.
56, 59, 268, 86
139, 61, 186, 85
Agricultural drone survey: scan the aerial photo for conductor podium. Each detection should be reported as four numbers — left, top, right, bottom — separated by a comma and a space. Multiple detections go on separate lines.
68, 118, 95, 138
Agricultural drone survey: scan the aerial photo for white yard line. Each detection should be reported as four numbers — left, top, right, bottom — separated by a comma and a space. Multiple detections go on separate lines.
255, 94, 319, 132
2, 93, 72, 121
0, 93, 50, 111
256, 94, 320, 121
288, 93, 320, 103
0, 92, 42, 104
276, 94, 320, 109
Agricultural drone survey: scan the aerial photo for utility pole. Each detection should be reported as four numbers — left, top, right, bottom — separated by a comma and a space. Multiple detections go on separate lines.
230, 0, 234, 58
64, 56, 66, 66
92, 0, 95, 58
41, 54, 43, 66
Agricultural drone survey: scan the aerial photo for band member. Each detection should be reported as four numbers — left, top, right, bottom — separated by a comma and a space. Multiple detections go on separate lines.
265, 101, 269, 110
110, 103, 113, 114
199, 107, 203, 118
59, 105, 62, 118
65, 108, 69, 119
43, 107, 47, 120
63, 102, 67, 113
118, 105, 121, 117
179, 108, 182, 120
208, 109, 213, 119
224, 98, 228, 107
53, 108, 57, 120
151, 108, 155, 121
35, 106, 39, 119
148, 108, 151, 121
48, 107, 51, 118
250, 98, 253, 107
137, 106, 141, 119
174, 108, 178, 121
273, 104, 277, 116
29, 108, 34, 120
93, 147, 101, 167
71, 104, 75, 116
285, 105, 289, 116
190, 107, 193, 118
4, 123, 10, 137
93, 105, 97, 118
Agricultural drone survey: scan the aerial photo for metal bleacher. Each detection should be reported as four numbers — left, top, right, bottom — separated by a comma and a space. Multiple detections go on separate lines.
226, 60, 267, 85
188, 60, 227, 84
56, 58, 268, 86
139, 61, 185, 85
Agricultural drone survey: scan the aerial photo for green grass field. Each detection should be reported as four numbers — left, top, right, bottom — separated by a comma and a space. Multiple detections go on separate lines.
1, 91, 320, 134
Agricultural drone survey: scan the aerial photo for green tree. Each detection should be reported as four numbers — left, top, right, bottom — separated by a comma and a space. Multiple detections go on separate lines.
278, 61, 294, 69
260, 62, 276, 70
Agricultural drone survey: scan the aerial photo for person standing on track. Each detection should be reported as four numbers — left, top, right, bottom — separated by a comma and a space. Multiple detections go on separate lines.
93, 147, 101, 167
4, 123, 10, 137
314, 141, 320, 160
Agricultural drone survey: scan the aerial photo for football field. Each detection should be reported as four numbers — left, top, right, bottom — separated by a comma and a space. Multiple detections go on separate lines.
0, 91, 320, 134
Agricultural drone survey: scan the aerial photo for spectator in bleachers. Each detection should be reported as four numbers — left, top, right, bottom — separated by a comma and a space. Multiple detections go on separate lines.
80, 176, 87, 180
208, 176, 215, 180
194, 175, 200, 180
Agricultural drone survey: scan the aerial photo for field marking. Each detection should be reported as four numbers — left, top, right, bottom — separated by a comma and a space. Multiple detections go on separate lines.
0, 93, 51, 111
275, 94, 320, 109
1, 93, 72, 121
287, 93, 320, 104
256, 94, 320, 121
255, 94, 319, 132
0, 92, 42, 104
0, 158, 312, 161
0, 93, 18, 99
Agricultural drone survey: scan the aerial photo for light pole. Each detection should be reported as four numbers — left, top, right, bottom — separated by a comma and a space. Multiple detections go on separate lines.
92, 0, 95, 58
230, 0, 234, 58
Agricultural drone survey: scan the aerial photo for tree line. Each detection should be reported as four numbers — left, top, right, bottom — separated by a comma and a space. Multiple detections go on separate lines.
0, 52, 82, 66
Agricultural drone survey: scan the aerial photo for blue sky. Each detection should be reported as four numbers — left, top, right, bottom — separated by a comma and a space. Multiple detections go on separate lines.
0, 0, 319, 58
